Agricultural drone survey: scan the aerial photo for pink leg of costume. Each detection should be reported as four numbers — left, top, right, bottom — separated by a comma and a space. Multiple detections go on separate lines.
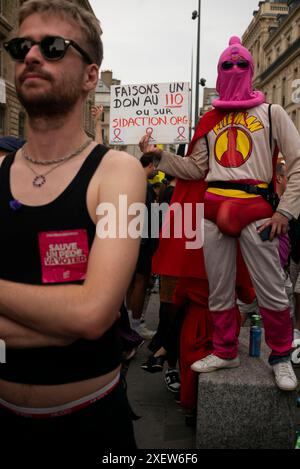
204, 195, 292, 360
239, 220, 293, 357
260, 307, 293, 357
210, 306, 240, 359
203, 218, 239, 358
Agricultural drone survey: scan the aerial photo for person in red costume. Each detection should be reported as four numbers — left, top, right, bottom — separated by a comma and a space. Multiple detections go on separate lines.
140, 36, 300, 391
150, 137, 255, 415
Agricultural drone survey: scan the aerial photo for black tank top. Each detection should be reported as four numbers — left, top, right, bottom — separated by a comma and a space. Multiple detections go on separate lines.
0, 145, 121, 385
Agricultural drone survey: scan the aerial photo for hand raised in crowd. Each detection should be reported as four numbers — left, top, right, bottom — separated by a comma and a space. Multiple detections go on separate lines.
91, 105, 104, 144
139, 134, 162, 158
91, 104, 104, 122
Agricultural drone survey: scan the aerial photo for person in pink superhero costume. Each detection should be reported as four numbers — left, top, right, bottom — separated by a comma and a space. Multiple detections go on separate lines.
140, 36, 300, 391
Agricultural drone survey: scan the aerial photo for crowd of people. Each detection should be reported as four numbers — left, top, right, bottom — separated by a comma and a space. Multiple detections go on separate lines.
93, 98, 300, 426
0, 0, 299, 458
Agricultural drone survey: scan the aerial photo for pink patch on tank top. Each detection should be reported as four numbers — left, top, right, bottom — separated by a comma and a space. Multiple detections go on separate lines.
38, 230, 89, 283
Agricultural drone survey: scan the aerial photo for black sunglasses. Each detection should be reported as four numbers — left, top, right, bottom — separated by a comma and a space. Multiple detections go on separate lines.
3, 36, 93, 64
221, 60, 249, 70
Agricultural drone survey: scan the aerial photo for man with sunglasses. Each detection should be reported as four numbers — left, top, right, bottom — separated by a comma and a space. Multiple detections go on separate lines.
140, 36, 300, 392
0, 0, 145, 461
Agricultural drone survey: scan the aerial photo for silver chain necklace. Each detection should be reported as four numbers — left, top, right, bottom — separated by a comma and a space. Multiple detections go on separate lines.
24, 160, 69, 188
22, 138, 92, 165
22, 138, 92, 188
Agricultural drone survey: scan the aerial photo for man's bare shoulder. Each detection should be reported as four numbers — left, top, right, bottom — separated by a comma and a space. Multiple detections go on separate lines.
94, 149, 146, 206
100, 149, 145, 179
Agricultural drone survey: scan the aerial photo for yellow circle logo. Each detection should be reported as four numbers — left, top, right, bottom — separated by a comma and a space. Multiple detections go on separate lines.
214, 127, 252, 168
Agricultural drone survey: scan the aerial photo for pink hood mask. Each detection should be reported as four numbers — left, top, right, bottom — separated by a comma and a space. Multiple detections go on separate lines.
212, 36, 265, 110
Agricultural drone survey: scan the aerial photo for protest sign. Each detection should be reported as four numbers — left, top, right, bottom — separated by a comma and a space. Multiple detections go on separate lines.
109, 82, 190, 145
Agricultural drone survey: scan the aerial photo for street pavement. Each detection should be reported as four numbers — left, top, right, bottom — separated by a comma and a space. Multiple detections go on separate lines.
126, 291, 196, 449
126, 290, 300, 449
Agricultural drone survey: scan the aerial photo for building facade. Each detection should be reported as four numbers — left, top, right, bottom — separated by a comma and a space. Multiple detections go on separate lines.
243, 0, 300, 131
0, 0, 98, 138
95, 70, 121, 146
0, 1, 23, 137
199, 87, 218, 116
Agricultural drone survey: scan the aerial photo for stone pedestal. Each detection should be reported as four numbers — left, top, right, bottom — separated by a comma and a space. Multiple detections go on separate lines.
196, 328, 296, 449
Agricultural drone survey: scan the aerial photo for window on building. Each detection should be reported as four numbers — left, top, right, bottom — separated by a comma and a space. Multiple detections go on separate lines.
272, 85, 277, 104
18, 112, 26, 138
292, 110, 297, 126
282, 77, 286, 107
0, 105, 5, 136
256, 41, 260, 69
0, 0, 4, 17
84, 101, 93, 135
294, 67, 299, 79
101, 110, 105, 122
89, 102, 93, 133
0, 43, 3, 77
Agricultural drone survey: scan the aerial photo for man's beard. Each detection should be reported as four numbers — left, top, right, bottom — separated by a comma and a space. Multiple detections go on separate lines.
16, 66, 84, 119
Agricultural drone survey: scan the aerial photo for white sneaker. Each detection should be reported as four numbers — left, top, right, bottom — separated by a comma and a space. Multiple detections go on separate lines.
164, 368, 180, 393
191, 354, 240, 373
291, 338, 300, 366
272, 361, 297, 391
293, 329, 300, 342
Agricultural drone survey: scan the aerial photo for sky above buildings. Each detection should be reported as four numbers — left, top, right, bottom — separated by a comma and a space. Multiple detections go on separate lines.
90, 0, 260, 89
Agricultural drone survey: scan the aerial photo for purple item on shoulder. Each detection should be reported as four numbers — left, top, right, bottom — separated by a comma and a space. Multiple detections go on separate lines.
9, 199, 22, 211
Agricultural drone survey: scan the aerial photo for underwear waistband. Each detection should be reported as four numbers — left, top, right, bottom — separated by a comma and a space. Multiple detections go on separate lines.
0, 373, 120, 419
